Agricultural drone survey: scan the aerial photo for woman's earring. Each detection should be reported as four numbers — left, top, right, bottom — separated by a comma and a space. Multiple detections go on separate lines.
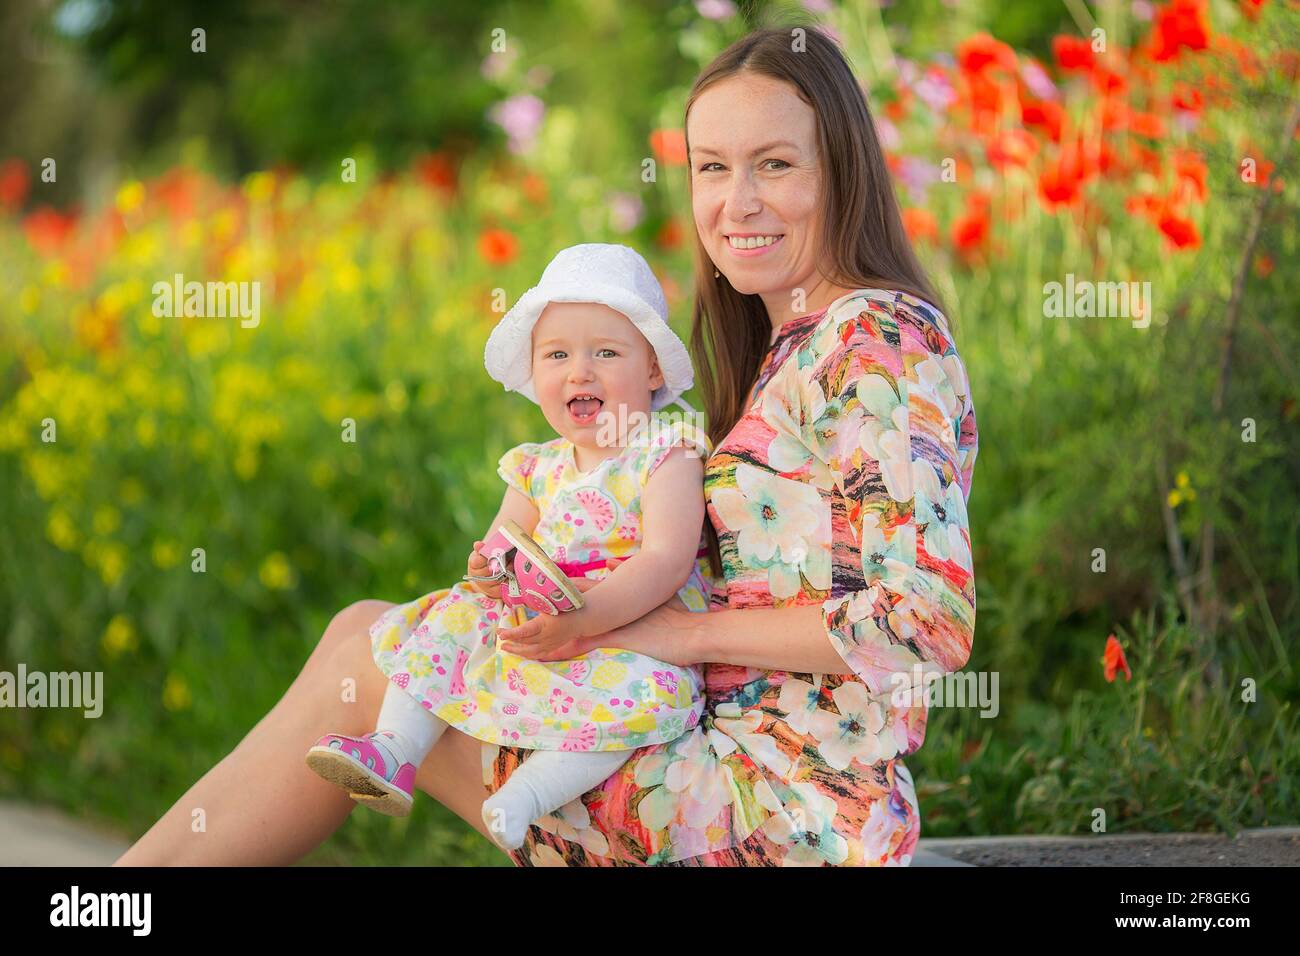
713, 268, 720, 279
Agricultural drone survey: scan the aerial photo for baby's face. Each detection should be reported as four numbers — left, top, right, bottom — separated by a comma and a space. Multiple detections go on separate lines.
530, 301, 664, 449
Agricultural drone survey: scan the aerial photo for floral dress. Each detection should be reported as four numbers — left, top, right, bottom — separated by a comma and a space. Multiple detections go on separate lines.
369, 418, 718, 751
481, 288, 979, 866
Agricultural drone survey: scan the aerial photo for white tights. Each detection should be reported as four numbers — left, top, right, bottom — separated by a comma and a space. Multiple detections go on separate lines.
376, 681, 629, 851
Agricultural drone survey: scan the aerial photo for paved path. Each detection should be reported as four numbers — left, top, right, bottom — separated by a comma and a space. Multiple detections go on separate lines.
2, 800, 1294, 866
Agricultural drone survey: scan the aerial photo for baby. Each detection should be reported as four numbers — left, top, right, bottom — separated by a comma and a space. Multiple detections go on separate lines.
306, 243, 717, 851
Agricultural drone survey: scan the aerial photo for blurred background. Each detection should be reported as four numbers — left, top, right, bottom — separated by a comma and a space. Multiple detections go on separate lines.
0, 0, 1296, 866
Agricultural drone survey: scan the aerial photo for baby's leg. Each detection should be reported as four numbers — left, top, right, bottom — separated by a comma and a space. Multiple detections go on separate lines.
480, 749, 631, 851
375, 680, 449, 767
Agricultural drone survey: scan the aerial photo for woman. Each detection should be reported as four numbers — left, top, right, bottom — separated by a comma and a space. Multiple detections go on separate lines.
116, 26, 977, 867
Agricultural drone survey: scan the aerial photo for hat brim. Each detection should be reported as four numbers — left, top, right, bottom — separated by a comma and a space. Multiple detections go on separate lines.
485, 281, 694, 411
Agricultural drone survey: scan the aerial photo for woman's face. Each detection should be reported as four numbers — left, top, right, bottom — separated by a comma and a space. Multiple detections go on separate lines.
687, 72, 826, 300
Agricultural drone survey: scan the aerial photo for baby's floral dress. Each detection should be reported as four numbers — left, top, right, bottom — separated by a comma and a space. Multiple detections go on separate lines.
480, 289, 979, 867
370, 418, 718, 752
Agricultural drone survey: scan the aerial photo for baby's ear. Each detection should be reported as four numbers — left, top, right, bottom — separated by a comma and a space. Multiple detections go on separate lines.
648, 353, 665, 391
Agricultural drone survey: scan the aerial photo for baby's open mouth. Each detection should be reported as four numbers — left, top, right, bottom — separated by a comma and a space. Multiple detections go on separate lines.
567, 394, 603, 423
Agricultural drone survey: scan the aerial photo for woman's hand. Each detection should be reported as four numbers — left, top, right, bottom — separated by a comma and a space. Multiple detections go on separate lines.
501, 585, 700, 666
496, 576, 601, 661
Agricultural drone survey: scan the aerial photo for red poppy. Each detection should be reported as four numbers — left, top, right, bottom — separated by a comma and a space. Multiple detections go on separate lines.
1240, 0, 1268, 22
950, 191, 990, 258
1021, 99, 1064, 142
477, 228, 518, 265
1172, 82, 1203, 114
1086, 65, 1128, 97
985, 129, 1038, 170
23, 206, 77, 256
649, 129, 688, 167
1037, 143, 1094, 210
1150, 0, 1210, 62
1158, 205, 1200, 249
1102, 633, 1131, 682
901, 207, 938, 244
521, 172, 548, 206
1128, 110, 1167, 139
0, 158, 29, 210
655, 216, 683, 250
1052, 35, 1096, 73
1173, 149, 1208, 203
415, 151, 458, 197
1254, 252, 1273, 278
957, 33, 1017, 77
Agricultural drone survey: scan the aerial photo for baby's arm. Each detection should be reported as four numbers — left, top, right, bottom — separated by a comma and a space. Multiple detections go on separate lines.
466, 485, 541, 598
574, 444, 705, 637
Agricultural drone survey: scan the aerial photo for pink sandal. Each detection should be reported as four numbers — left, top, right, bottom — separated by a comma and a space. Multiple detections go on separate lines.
463, 518, 584, 616
305, 731, 417, 817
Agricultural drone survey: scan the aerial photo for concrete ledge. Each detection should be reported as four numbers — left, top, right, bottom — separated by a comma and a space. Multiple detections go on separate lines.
0, 801, 130, 867
916, 828, 1300, 867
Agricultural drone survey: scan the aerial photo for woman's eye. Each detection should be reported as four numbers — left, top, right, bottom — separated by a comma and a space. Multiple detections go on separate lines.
697, 162, 722, 173
764, 159, 790, 171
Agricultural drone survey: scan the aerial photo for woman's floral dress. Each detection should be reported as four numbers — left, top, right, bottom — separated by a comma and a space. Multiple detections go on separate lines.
482, 288, 979, 866
369, 418, 718, 751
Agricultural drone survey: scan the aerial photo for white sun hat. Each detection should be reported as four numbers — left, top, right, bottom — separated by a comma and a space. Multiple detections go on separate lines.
484, 243, 695, 412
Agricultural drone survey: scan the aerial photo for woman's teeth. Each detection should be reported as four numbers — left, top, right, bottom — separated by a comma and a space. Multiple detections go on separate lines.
728, 234, 783, 249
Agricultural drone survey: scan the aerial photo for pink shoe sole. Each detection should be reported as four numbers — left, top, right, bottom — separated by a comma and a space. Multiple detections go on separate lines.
305, 733, 416, 817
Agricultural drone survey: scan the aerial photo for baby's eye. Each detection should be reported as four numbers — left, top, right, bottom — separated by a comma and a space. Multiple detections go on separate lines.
546, 350, 567, 359
597, 348, 618, 358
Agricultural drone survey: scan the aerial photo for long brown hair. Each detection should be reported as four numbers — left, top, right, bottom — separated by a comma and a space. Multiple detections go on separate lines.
685, 26, 945, 578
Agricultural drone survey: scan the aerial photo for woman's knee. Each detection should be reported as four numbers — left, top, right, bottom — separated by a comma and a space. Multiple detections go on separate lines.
321, 599, 392, 652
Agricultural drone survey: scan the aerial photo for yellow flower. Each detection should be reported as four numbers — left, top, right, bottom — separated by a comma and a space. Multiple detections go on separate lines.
102, 615, 139, 659
309, 459, 335, 488
93, 541, 128, 587
115, 180, 145, 214
384, 381, 407, 414
332, 261, 362, 293
93, 505, 121, 536
234, 445, 259, 479
259, 552, 296, 590
42, 261, 69, 287
46, 508, 80, 551
151, 539, 181, 569
162, 673, 192, 712
1167, 490, 1182, 508
243, 170, 277, 203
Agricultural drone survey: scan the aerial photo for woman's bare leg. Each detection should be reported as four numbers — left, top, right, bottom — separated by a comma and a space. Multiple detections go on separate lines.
114, 600, 507, 865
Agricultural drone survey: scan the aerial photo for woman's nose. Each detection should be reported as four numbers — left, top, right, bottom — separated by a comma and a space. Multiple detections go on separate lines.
723, 171, 762, 220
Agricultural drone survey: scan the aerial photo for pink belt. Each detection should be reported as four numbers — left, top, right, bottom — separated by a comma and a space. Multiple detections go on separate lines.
555, 546, 709, 579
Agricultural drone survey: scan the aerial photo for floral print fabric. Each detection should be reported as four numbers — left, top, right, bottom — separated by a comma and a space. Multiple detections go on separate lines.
369, 418, 718, 750
484, 288, 978, 866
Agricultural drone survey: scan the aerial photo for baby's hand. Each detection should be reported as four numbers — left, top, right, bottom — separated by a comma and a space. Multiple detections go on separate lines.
465, 540, 502, 599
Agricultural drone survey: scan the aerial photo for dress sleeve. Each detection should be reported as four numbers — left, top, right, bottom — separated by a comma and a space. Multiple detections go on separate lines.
641, 417, 713, 481
497, 441, 543, 501
800, 292, 978, 696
